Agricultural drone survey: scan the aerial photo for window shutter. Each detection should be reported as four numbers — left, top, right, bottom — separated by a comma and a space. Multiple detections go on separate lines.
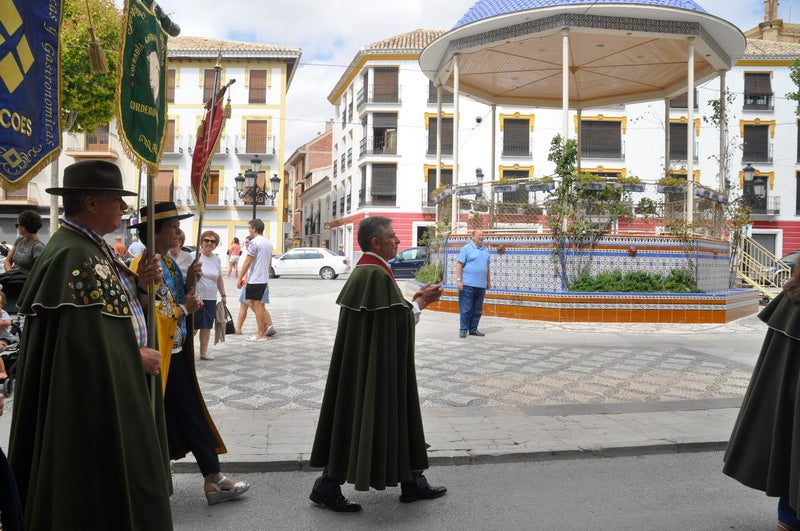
155, 171, 173, 202
744, 73, 772, 95
249, 70, 267, 104
581, 121, 621, 158
246, 120, 268, 154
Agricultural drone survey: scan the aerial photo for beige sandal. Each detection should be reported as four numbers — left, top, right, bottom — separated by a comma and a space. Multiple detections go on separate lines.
204, 475, 250, 505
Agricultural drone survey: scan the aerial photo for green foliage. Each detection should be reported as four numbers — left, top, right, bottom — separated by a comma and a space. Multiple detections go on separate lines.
570, 269, 700, 293
657, 176, 688, 187
704, 89, 736, 126
635, 197, 658, 217
61, 0, 121, 132
545, 135, 635, 289
788, 59, 800, 115
414, 263, 443, 284
617, 174, 641, 184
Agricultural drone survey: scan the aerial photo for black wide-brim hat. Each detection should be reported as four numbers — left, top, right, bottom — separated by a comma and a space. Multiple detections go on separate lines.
129, 201, 193, 229
46, 160, 137, 196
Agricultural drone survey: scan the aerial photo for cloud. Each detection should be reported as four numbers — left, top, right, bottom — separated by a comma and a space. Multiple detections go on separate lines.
145, 0, 779, 154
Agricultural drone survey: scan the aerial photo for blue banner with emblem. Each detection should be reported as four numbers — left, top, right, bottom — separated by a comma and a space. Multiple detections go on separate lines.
0, 0, 62, 191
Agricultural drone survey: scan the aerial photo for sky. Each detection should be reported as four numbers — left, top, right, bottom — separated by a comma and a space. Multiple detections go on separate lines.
147, 0, 798, 156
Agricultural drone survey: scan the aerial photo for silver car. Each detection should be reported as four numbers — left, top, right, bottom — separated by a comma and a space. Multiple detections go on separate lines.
270, 247, 350, 280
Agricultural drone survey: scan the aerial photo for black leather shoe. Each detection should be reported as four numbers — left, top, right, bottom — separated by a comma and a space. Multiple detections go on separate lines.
469, 330, 485, 337
459, 330, 467, 338
309, 490, 362, 512
399, 473, 447, 503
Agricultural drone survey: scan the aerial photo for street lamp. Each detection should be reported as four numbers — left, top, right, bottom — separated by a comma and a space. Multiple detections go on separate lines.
742, 163, 766, 214
234, 156, 281, 220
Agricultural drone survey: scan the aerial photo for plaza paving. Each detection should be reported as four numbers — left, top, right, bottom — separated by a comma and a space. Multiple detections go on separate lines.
1, 274, 767, 470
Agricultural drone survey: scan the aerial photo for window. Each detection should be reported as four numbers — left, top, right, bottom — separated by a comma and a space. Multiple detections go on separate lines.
163, 120, 176, 153
155, 170, 173, 202
427, 80, 453, 104
427, 117, 453, 155
742, 124, 772, 162
744, 73, 773, 111
249, 69, 267, 104
85, 124, 109, 151
373, 67, 399, 103
246, 120, 268, 154
669, 89, 697, 109
581, 120, 622, 158
202, 69, 216, 103
371, 164, 396, 206
669, 122, 687, 161
426, 167, 453, 205
206, 170, 220, 205
166, 69, 176, 103
370, 113, 397, 155
502, 119, 530, 157
795, 172, 800, 216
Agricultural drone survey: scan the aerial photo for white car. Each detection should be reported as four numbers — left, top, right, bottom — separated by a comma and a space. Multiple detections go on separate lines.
270, 247, 350, 280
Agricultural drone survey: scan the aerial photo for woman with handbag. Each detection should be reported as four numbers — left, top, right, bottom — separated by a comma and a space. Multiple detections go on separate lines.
131, 202, 248, 506
195, 230, 226, 361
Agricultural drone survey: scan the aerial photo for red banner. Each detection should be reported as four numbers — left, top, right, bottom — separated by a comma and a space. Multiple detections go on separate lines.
190, 83, 229, 213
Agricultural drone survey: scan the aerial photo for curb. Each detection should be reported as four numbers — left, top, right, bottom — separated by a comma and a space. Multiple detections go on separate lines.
173, 440, 729, 474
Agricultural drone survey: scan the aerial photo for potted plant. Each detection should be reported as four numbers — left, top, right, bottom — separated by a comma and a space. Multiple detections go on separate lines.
635, 197, 658, 216
615, 174, 645, 192
656, 176, 687, 194
574, 173, 606, 191
429, 184, 453, 204
523, 176, 556, 192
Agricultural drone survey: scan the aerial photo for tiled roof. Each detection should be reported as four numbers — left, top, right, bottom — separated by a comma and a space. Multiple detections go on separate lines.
167, 36, 300, 56
363, 29, 446, 53
453, 0, 708, 28
743, 38, 800, 59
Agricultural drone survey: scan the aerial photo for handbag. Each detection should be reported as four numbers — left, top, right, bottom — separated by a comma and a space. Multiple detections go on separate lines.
224, 304, 235, 335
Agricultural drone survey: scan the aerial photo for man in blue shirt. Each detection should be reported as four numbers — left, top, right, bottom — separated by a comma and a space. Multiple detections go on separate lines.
455, 229, 491, 338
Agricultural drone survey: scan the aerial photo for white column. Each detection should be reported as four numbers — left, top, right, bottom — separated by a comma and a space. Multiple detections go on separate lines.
436, 85, 442, 189
686, 37, 695, 226
451, 54, 460, 231
719, 69, 727, 191
562, 29, 570, 140
664, 97, 670, 177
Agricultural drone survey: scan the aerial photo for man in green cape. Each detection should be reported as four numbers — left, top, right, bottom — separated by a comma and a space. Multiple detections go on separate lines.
309, 216, 446, 512
8, 160, 172, 530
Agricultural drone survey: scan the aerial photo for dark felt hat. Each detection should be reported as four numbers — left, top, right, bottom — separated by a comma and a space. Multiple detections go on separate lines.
46, 160, 137, 196
129, 201, 193, 229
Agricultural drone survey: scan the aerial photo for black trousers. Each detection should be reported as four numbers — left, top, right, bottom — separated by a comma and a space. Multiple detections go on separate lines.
0, 446, 23, 530
164, 353, 220, 477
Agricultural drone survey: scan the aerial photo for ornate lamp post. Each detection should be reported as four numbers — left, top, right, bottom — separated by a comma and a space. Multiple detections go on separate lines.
234, 156, 281, 220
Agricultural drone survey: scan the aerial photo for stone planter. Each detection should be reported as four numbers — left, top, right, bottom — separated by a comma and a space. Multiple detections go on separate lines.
492, 183, 520, 194
523, 181, 556, 192
575, 181, 606, 191
457, 184, 484, 195
431, 188, 453, 204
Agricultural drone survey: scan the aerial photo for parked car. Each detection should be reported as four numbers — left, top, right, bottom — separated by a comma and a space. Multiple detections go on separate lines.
388, 246, 427, 279
768, 249, 800, 284
269, 247, 349, 279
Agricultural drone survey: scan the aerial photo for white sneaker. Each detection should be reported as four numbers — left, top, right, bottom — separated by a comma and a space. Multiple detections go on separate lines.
200, 352, 215, 360
265, 326, 277, 337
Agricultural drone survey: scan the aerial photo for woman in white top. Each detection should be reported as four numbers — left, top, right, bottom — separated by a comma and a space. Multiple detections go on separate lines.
195, 230, 227, 360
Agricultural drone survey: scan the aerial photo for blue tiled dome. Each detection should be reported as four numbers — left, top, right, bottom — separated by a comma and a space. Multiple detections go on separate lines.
454, 0, 709, 28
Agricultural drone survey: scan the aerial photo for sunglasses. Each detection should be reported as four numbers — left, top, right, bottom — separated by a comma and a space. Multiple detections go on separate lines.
202, 239, 217, 244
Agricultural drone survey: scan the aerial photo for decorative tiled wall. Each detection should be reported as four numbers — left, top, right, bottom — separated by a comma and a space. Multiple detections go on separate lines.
434, 233, 758, 323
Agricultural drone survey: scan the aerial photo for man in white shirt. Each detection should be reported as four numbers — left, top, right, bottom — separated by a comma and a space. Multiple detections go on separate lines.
237, 219, 275, 341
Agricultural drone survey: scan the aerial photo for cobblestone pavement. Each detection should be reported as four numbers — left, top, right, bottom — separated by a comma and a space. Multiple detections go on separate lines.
199, 275, 761, 414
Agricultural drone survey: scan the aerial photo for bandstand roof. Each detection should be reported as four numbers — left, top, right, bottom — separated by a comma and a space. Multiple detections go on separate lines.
419, 0, 747, 108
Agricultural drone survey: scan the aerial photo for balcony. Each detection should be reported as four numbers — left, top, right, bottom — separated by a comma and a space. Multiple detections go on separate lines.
750, 195, 780, 216
63, 135, 119, 161
743, 94, 774, 111
235, 135, 276, 157
501, 138, 532, 158
581, 140, 625, 160
359, 135, 398, 156
356, 84, 402, 108
669, 141, 699, 163
742, 143, 774, 164
357, 187, 396, 207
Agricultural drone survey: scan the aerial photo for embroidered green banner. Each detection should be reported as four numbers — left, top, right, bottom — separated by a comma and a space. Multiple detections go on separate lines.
116, 0, 167, 170
0, 0, 63, 191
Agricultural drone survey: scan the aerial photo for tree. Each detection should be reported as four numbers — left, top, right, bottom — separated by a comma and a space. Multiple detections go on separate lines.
788, 59, 800, 115
60, 0, 121, 133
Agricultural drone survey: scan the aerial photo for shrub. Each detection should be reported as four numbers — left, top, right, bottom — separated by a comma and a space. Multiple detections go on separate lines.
415, 263, 443, 284
569, 269, 700, 293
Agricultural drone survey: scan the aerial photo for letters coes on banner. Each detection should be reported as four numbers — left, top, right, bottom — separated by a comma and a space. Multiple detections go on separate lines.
0, 0, 63, 192
116, 0, 168, 170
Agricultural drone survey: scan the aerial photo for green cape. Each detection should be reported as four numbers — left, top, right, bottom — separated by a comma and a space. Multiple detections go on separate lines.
8, 227, 172, 530
310, 264, 429, 490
